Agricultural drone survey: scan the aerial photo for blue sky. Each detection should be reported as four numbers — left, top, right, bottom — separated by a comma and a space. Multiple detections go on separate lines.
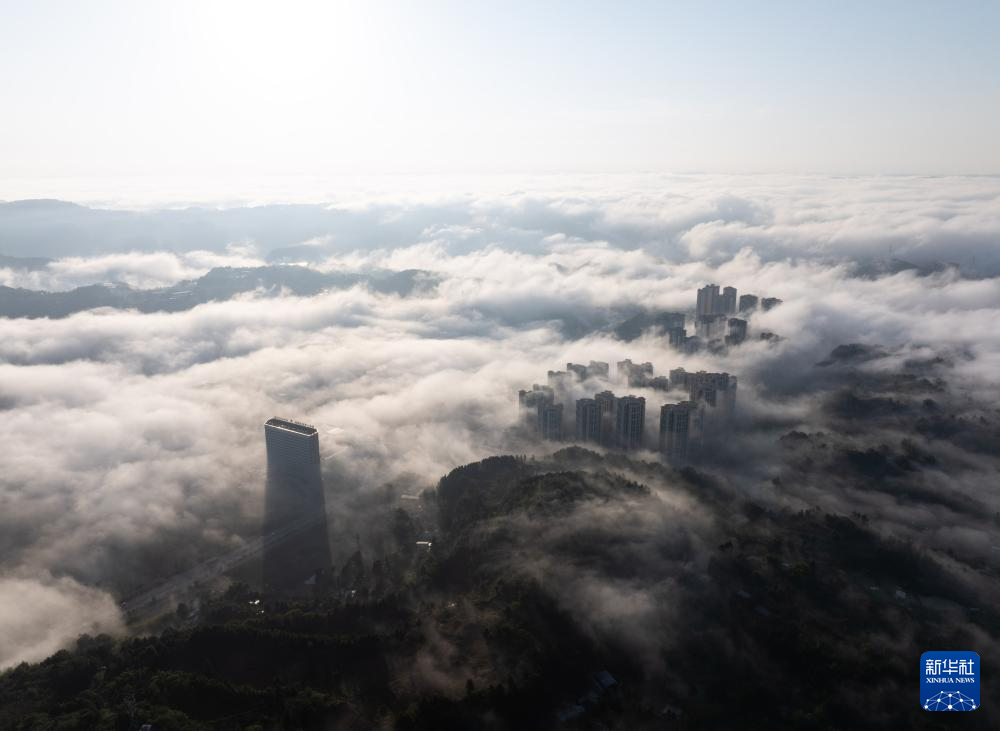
0, 0, 998, 182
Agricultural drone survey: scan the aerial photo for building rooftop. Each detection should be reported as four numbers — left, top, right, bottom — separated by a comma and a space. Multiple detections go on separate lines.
265, 417, 318, 436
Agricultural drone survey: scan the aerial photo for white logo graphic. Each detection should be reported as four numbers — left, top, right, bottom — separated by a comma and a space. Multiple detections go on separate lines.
924, 691, 977, 711
925, 658, 975, 676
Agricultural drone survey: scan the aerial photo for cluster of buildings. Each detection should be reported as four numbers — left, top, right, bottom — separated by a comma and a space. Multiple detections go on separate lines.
659, 284, 781, 353
518, 360, 737, 464
693, 283, 781, 348
516, 283, 769, 463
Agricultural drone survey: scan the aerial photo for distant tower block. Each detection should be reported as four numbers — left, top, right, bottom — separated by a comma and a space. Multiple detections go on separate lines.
262, 417, 331, 590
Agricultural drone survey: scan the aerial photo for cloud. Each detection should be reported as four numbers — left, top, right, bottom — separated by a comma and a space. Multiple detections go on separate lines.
1, 178, 1000, 669
0, 247, 265, 291
0, 574, 125, 669
4, 174, 1000, 273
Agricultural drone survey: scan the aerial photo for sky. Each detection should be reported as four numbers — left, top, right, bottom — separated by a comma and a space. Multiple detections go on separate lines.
1, 0, 999, 189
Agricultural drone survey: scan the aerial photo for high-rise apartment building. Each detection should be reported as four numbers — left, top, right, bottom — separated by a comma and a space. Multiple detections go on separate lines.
670, 369, 738, 422
696, 284, 720, 316
696, 314, 728, 340
587, 361, 610, 379
575, 398, 602, 443
617, 359, 654, 387
595, 390, 618, 446
726, 318, 748, 346
687, 371, 738, 421
666, 326, 687, 348
614, 395, 646, 450
540, 403, 564, 441
738, 294, 759, 312
659, 401, 703, 463
518, 384, 554, 432
697, 283, 738, 316
566, 361, 611, 381
721, 286, 738, 314
547, 370, 573, 390
669, 367, 689, 390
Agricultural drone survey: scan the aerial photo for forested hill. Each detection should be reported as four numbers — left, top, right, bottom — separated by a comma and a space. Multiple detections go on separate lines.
2, 448, 997, 729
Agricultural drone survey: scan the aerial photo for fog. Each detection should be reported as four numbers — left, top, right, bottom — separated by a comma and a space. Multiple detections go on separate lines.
1, 176, 999, 670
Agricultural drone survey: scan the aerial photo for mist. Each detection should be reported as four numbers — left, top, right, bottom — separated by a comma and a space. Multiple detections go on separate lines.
2, 177, 999, 684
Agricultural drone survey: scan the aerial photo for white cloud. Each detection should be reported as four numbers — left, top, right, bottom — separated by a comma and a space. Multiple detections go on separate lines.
1, 178, 1000, 667
0, 574, 124, 669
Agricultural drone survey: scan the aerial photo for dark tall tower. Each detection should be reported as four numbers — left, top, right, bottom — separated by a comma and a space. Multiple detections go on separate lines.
266, 417, 321, 486
263, 417, 331, 591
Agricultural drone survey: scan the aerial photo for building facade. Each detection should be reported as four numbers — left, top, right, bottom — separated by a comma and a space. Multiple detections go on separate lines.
614, 395, 646, 450
721, 286, 738, 314
263, 417, 331, 590
738, 294, 758, 312
540, 403, 564, 441
575, 398, 602, 443
659, 401, 703, 463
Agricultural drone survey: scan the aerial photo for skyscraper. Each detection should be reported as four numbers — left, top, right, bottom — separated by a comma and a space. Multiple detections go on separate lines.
265, 417, 321, 484
575, 398, 601, 443
617, 359, 654, 387
738, 294, 759, 312
659, 401, 703, 464
696, 314, 728, 340
540, 403, 564, 441
263, 417, 331, 590
726, 317, 748, 345
614, 395, 646, 450
721, 286, 738, 314
666, 326, 687, 348
547, 370, 574, 394
519, 384, 554, 426
587, 361, 610, 379
595, 390, 618, 446
687, 371, 738, 425
696, 284, 720, 316
669, 367, 690, 391
565, 361, 610, 381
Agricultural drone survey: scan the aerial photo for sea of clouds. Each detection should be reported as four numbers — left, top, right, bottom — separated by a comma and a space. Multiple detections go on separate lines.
1, 173, 999, 668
